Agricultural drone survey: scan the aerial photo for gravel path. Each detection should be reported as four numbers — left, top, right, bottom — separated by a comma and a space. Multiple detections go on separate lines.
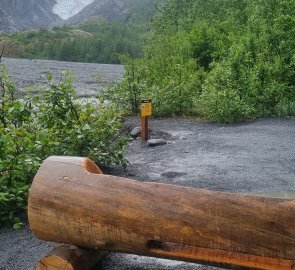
1, 59, 295, 270
125, 117, 295, 194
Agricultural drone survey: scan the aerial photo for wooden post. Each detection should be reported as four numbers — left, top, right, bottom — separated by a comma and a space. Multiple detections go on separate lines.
141, 116, 149, 140
29, 156, 295, 270
36, 245, 107, 270
140, 99, 152, 141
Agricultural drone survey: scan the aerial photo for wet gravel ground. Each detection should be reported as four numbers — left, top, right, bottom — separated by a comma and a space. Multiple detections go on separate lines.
124, 116, 295, 194
3, 58, 124, 96
1, 116, 294, 270
1, 59, 295, 270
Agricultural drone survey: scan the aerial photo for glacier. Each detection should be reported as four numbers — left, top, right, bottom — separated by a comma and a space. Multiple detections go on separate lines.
52, 0, 95, 20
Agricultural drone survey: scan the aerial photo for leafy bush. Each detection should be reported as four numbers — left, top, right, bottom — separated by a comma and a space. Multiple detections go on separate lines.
199, 61, 254, 123
0, 65, 128, 227
275, 101, 295, 117
102, 34, 202, 117
105, 0, 295, 122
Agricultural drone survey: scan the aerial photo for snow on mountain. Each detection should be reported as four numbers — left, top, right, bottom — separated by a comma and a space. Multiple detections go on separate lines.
52, 0, 95, 20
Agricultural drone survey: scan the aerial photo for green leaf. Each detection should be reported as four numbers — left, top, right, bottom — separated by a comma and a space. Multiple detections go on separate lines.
13, 222, 23, 230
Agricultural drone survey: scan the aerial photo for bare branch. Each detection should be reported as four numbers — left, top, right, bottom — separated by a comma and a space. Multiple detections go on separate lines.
0, 46, 5, 63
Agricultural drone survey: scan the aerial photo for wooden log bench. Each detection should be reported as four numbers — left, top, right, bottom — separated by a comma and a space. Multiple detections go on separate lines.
28, 156, 295, 270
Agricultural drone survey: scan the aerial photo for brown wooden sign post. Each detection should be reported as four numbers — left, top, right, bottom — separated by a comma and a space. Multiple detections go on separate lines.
29, 156, 295, 270
140, 99, 152, 140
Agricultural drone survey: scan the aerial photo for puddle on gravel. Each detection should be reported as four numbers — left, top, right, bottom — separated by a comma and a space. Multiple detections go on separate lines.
161, 171, 187, 179
252, 191, 295, 199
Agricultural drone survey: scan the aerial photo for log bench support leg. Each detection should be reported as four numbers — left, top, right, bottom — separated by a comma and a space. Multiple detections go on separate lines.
36, 245, 107, 270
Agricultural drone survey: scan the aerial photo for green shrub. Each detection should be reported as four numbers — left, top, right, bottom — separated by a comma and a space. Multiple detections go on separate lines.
275, 100, 295, 117
105, 0, 295, 122
0, 65, 128, 227
102, 34, 202, 117
199, 62, 254, 123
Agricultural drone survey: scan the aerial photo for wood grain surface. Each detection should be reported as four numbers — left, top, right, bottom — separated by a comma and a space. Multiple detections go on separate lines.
28, 156, 295, 270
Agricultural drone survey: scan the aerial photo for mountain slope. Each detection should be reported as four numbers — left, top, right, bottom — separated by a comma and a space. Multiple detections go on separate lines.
52, 0, 95, 20
0, 0, 61, 33
67, 0, 160, 24
0, 0, 162, 33
0, 0, 163, 63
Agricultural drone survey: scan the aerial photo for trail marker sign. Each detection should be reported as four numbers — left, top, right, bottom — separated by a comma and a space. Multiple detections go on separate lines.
140, 99, 152, 140
141, 99, 152, 117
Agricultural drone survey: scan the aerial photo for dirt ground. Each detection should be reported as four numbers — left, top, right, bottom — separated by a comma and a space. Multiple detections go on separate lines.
1, 58, 295, 270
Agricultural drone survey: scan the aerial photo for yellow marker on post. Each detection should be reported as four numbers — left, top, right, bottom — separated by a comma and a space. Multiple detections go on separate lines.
141, 101, 152, 117
140, 99, 152, 140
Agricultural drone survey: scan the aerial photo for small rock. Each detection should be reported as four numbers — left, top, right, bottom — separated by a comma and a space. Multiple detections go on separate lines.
130, 127, 141, 138
147, 138, 167, 147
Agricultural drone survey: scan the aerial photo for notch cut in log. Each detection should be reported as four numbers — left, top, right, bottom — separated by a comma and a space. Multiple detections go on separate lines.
36, 245, 107, 270
28, 156, 295, 270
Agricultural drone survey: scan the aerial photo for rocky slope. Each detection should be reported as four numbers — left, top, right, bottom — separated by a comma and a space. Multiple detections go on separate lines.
52, 0, 95, 20
0, 0, 61, 33
0, 0, 161, 33
67, 0, 159, 23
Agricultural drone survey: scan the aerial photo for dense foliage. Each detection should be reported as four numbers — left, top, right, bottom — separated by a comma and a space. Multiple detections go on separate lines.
0, 0, 164, 63
106, 0, 295, 122
4, 20, 145, 64
0, 64, 128, 227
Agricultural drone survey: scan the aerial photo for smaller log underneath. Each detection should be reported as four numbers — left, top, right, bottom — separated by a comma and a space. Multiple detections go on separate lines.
36, 245, 107, 270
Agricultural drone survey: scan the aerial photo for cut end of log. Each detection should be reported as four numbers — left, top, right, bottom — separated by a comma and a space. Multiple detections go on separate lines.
37, 255, 75, 270
35, 245, 107, 270
43, 156, 103, 175
82, 157, 102, 175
